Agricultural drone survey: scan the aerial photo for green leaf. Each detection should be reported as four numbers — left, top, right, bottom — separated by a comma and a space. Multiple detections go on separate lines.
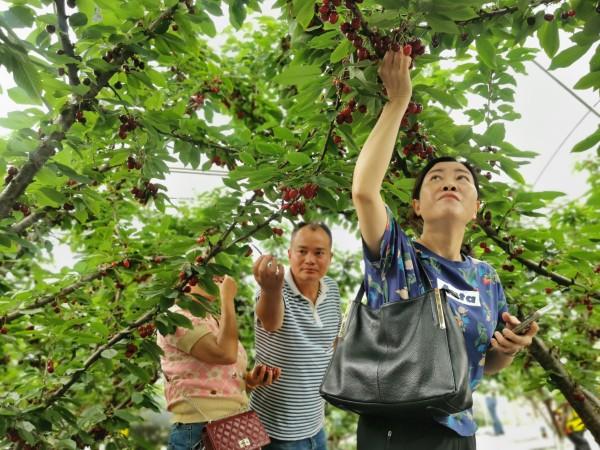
37, 188, 67, 207
549, 45, 590, 70
229, 0, 246, 29
482, 123, 506, 144
11, 57, 42, 103
573, 71, 600, 90
293, 0, 315, 30
309, 31, 339, 50
285, 151, 312, 166
571, 126, 600, 153
476, 38, 497, 69
68, 12, 88, 27
4, 6, 35, 28
537, 20, 559, 58
427, 14, 459, 34
272, 64, 322, 87
500, 161, 525, 184
330, 39, 353, 63
100, 349, 118, 359
7, 87, 42, 106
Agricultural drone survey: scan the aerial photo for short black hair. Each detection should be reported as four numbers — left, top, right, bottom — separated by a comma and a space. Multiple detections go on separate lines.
291, 222, 333, 248
411, 156, 480, 200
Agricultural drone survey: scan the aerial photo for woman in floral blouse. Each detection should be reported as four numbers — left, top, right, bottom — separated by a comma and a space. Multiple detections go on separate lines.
158, 275, 281, 450
351, 49, 539, 449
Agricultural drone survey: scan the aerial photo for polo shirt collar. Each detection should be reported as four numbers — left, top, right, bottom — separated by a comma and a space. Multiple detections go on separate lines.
285, 268, 328, 305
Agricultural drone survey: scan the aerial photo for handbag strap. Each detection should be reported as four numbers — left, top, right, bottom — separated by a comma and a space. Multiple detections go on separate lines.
351, 247, 433, 306
414, 249, 434, 291
181, 392, 248, 424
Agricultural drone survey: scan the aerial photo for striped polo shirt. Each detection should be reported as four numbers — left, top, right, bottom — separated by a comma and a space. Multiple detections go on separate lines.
250, 269, 341, 441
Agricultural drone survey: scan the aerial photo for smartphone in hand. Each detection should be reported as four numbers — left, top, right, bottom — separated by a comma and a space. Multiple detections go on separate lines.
512, 304, 553, 335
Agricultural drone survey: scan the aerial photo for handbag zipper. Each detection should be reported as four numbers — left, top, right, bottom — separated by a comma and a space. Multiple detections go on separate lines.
434, 289, 446, 329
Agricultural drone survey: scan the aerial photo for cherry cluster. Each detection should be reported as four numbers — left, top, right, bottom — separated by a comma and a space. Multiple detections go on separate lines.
400, 101, 436, 159
125, 343, 137, 358
478, 241, 493, 254
211, 155, 226, 167
118, 115, 138, 139
75, 110, 86, 125
5, 166, 18, 184
187, 76, 222, 114
12, 202, 31, 216
127, 155, 143, 170
501, 262, 515, 272
335, 94, 366, 125
280, 183, 319, 215
318, 0, 346, 25
138, 323, 155, 338
567, 296, 594, 313
333, 133, 347, 156
131, 181, 158, 205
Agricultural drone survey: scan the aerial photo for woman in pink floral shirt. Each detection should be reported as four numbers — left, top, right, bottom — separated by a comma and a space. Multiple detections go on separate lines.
158, 276, 281, 450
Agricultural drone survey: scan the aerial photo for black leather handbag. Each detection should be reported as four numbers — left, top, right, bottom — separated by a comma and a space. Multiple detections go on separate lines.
320, 257, 472, 416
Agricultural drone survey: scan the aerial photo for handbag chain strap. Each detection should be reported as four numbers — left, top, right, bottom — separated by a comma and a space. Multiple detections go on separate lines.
180, 392, 248, 424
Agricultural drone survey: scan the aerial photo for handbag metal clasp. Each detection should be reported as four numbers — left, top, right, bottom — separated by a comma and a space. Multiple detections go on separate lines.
434, 289, 446, 330
238, 437, 251, 448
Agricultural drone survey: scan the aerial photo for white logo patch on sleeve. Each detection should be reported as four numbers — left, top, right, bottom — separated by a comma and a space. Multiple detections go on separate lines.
437, 278, 481, 307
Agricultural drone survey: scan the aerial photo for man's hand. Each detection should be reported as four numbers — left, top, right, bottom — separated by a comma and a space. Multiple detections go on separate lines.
245, 364, 282, 390
253, 255, 284, 292
490, 312, 539, 357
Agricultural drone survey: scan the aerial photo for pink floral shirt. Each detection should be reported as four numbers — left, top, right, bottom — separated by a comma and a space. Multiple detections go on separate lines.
157, 305, 248, 418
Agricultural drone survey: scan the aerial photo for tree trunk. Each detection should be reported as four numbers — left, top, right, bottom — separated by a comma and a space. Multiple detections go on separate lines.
529, 336, 600, 444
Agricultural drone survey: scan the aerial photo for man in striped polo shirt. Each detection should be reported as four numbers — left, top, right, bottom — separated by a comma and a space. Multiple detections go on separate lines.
251, 222, 341, 450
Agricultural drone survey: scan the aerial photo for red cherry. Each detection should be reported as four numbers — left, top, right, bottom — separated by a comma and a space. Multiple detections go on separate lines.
122, 259, 131, 269
333, 135, 342, 145
403, 44, 412, 56
545, 288, 553, 294
329, 12, 339, 24
357, 47, 369, 60
544, 13, 554, 21
183, 285, 192, 293
197, 235, 206, 244
0, 327, 7, 334
195, 255, 205, 264
47, 360, 55, 373
479, 242, 487, 249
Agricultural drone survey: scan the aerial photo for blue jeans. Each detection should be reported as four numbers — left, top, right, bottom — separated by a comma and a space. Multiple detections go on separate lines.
263, 428, 327, 450
168, 422, 205, 450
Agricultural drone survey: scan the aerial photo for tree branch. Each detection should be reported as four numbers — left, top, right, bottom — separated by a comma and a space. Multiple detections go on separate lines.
456, 0, 562, 26
9, 209, 50, 235
45, 308, 157, 406
477, 218, 600, 301
54, 0, 80, 86
0, 5, 180, 220
529, 337, 600, 442
4, 270, 105, 324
